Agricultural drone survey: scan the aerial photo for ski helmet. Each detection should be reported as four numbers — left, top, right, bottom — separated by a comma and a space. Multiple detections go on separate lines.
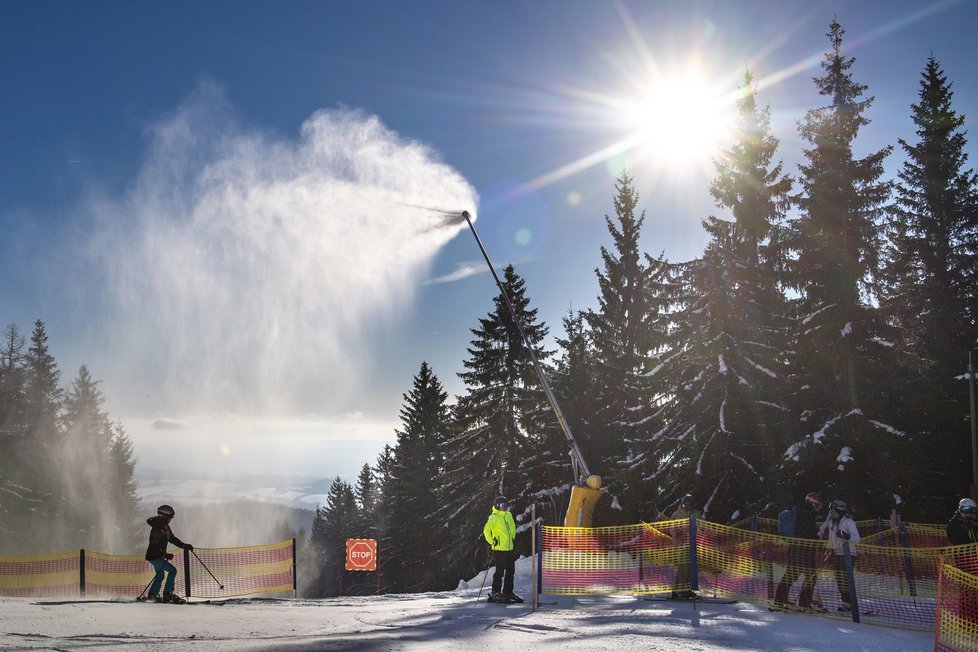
959, 498, 977, 515
805, 492, 823, 509
680, 494, 694, 507
493, 496, 508, 511
829, 499, 847, 514
157, 504, 175, 517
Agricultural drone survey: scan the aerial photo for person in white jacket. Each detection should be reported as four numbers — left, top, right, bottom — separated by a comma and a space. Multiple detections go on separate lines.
818, 499, 861, 611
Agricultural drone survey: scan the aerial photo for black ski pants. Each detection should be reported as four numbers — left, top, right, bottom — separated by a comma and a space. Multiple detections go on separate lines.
491, 549, 516, 595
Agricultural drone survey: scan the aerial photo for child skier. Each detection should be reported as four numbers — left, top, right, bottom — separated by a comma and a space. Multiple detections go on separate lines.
141, 504, 194, 603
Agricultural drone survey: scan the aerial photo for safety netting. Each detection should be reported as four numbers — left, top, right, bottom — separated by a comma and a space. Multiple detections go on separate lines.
541, 518, 978, 634
0, 551, 80, 598
937, 559, 978, 652
0, 539, 295, 599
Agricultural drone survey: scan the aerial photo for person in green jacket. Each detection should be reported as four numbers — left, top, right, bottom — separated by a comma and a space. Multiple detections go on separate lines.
483, 495, 521, 602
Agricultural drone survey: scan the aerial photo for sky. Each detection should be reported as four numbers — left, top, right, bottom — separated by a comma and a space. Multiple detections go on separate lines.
2, 1, 978, 487
0, 556, 935, 650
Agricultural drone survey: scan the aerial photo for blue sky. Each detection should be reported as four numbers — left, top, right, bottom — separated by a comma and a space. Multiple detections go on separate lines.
2, 1, 977, 482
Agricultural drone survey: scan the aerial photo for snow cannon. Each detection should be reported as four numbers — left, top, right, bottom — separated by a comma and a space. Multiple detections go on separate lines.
563, 475, 608, 527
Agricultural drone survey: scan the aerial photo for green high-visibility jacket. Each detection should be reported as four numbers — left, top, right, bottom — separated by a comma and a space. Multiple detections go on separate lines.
483, 507, 516, 551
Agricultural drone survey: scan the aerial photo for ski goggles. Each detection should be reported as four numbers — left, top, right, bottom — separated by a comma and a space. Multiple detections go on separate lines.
962, 506, 977, 514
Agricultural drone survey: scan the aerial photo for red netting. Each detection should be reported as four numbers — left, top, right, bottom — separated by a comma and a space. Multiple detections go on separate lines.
0, 540, 294, 600
542, 519, 978, 634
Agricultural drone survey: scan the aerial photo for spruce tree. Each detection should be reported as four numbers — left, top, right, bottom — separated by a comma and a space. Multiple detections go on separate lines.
652, 71, 793, 521
435, 265, 552, 583
585, 171, 670, 520
309, 477, 358, 596
880, 55, 978, 500
781, 20, 904, 513
384, 362, 451, 591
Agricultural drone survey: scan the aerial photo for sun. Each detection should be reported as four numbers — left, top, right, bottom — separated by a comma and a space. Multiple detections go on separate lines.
623, 66, 733, 170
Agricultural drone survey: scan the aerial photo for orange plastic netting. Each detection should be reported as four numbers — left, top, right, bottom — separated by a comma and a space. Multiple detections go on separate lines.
541, 519, 978, 636
0, 539, 294, 599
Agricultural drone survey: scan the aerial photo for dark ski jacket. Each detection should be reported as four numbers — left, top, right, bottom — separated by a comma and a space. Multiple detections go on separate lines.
145, 516, 188, 561
946, 514, 978, 546
793, 502, 821, 540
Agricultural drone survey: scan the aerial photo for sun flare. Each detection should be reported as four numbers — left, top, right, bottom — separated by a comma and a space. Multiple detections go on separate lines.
624, 68, 733, 170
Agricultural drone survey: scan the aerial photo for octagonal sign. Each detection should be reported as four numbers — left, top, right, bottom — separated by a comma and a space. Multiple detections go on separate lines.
345, 538, 377, 571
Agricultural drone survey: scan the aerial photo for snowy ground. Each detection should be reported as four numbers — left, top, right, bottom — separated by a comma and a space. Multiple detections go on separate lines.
1, 557, 933, 651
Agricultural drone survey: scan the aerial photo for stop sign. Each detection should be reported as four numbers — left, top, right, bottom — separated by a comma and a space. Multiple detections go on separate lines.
345, 538, 377, 571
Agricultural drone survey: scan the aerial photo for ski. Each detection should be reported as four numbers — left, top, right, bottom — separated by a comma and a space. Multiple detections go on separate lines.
135, 597, 225, 605
644, 596, 738, 604
768, 604, 829, 614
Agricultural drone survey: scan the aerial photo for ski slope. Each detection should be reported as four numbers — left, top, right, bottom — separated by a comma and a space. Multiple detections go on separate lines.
1, 557, 932, 651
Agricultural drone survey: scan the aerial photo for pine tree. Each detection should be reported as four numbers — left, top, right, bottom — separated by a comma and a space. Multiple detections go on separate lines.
435, 265, 552, 583
781, 20, 904, 513
880, 55, 978, 499
585, 171, 671, 520
60, 365, 119, 549
0, 323, 30, 551
309, 477, 359, 596
384, 362, 451, 592
651, 70, 793, 521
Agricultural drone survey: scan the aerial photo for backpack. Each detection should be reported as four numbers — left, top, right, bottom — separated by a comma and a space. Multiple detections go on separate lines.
777, 506, 798, 537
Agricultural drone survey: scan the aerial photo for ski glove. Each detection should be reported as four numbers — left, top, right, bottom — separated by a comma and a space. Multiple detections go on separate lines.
185, 544, 194, 551
165, 553, 174, 561
493, 537, 499, 547
836, 529, 850, 541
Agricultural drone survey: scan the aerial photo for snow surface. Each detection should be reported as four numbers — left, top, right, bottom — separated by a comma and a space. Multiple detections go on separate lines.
0, 556, 932, 651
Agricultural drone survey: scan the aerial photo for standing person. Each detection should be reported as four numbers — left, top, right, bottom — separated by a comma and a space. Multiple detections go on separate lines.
775, 492, 824, 610
947, 498, 978, 576
946, 498, 978, 546
671, 494, 699, 599
483, 496, 521, 603
818, 499, 860, 611
142, 504, 194, 603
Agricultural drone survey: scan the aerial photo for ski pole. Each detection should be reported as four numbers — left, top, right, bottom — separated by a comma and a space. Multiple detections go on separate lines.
137, 569, 161, 600
191, 549, 225, 590
476, 552, 494, 603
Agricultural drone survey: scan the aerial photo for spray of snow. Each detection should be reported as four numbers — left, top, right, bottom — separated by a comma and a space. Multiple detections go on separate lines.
73, 83, 476, 420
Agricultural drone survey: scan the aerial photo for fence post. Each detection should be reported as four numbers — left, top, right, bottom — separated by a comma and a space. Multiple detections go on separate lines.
536, 519, 543, 596
183, 547, 192, 598
898, 524, 918, 597
750, 515, 757, 532
531, 503, 537, 611
689, 514, 699, 591
934, 554, 945, 652
292, 537, 298, 599
843, 542, 859, 623
79, 549, 86, 596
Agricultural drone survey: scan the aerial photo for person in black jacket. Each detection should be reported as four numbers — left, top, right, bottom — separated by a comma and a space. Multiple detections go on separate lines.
774, 492, 823, 610
947, 498, 977, 546
143, 504, 194, 603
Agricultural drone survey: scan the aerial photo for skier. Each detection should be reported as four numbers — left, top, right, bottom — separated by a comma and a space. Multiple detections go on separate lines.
142, 504, 194, 603
946, 498, 978, 546
483, 495, 521, 603
818, 499, 860, 611
671, 494, 699, 599
774, 492, 823, 610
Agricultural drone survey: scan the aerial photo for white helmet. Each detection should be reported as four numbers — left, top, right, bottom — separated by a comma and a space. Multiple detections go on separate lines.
958, 498, 977, 515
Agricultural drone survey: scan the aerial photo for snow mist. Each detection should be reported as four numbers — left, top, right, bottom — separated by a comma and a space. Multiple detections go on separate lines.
79, 84, 475, 418
38, 83, 479, 550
